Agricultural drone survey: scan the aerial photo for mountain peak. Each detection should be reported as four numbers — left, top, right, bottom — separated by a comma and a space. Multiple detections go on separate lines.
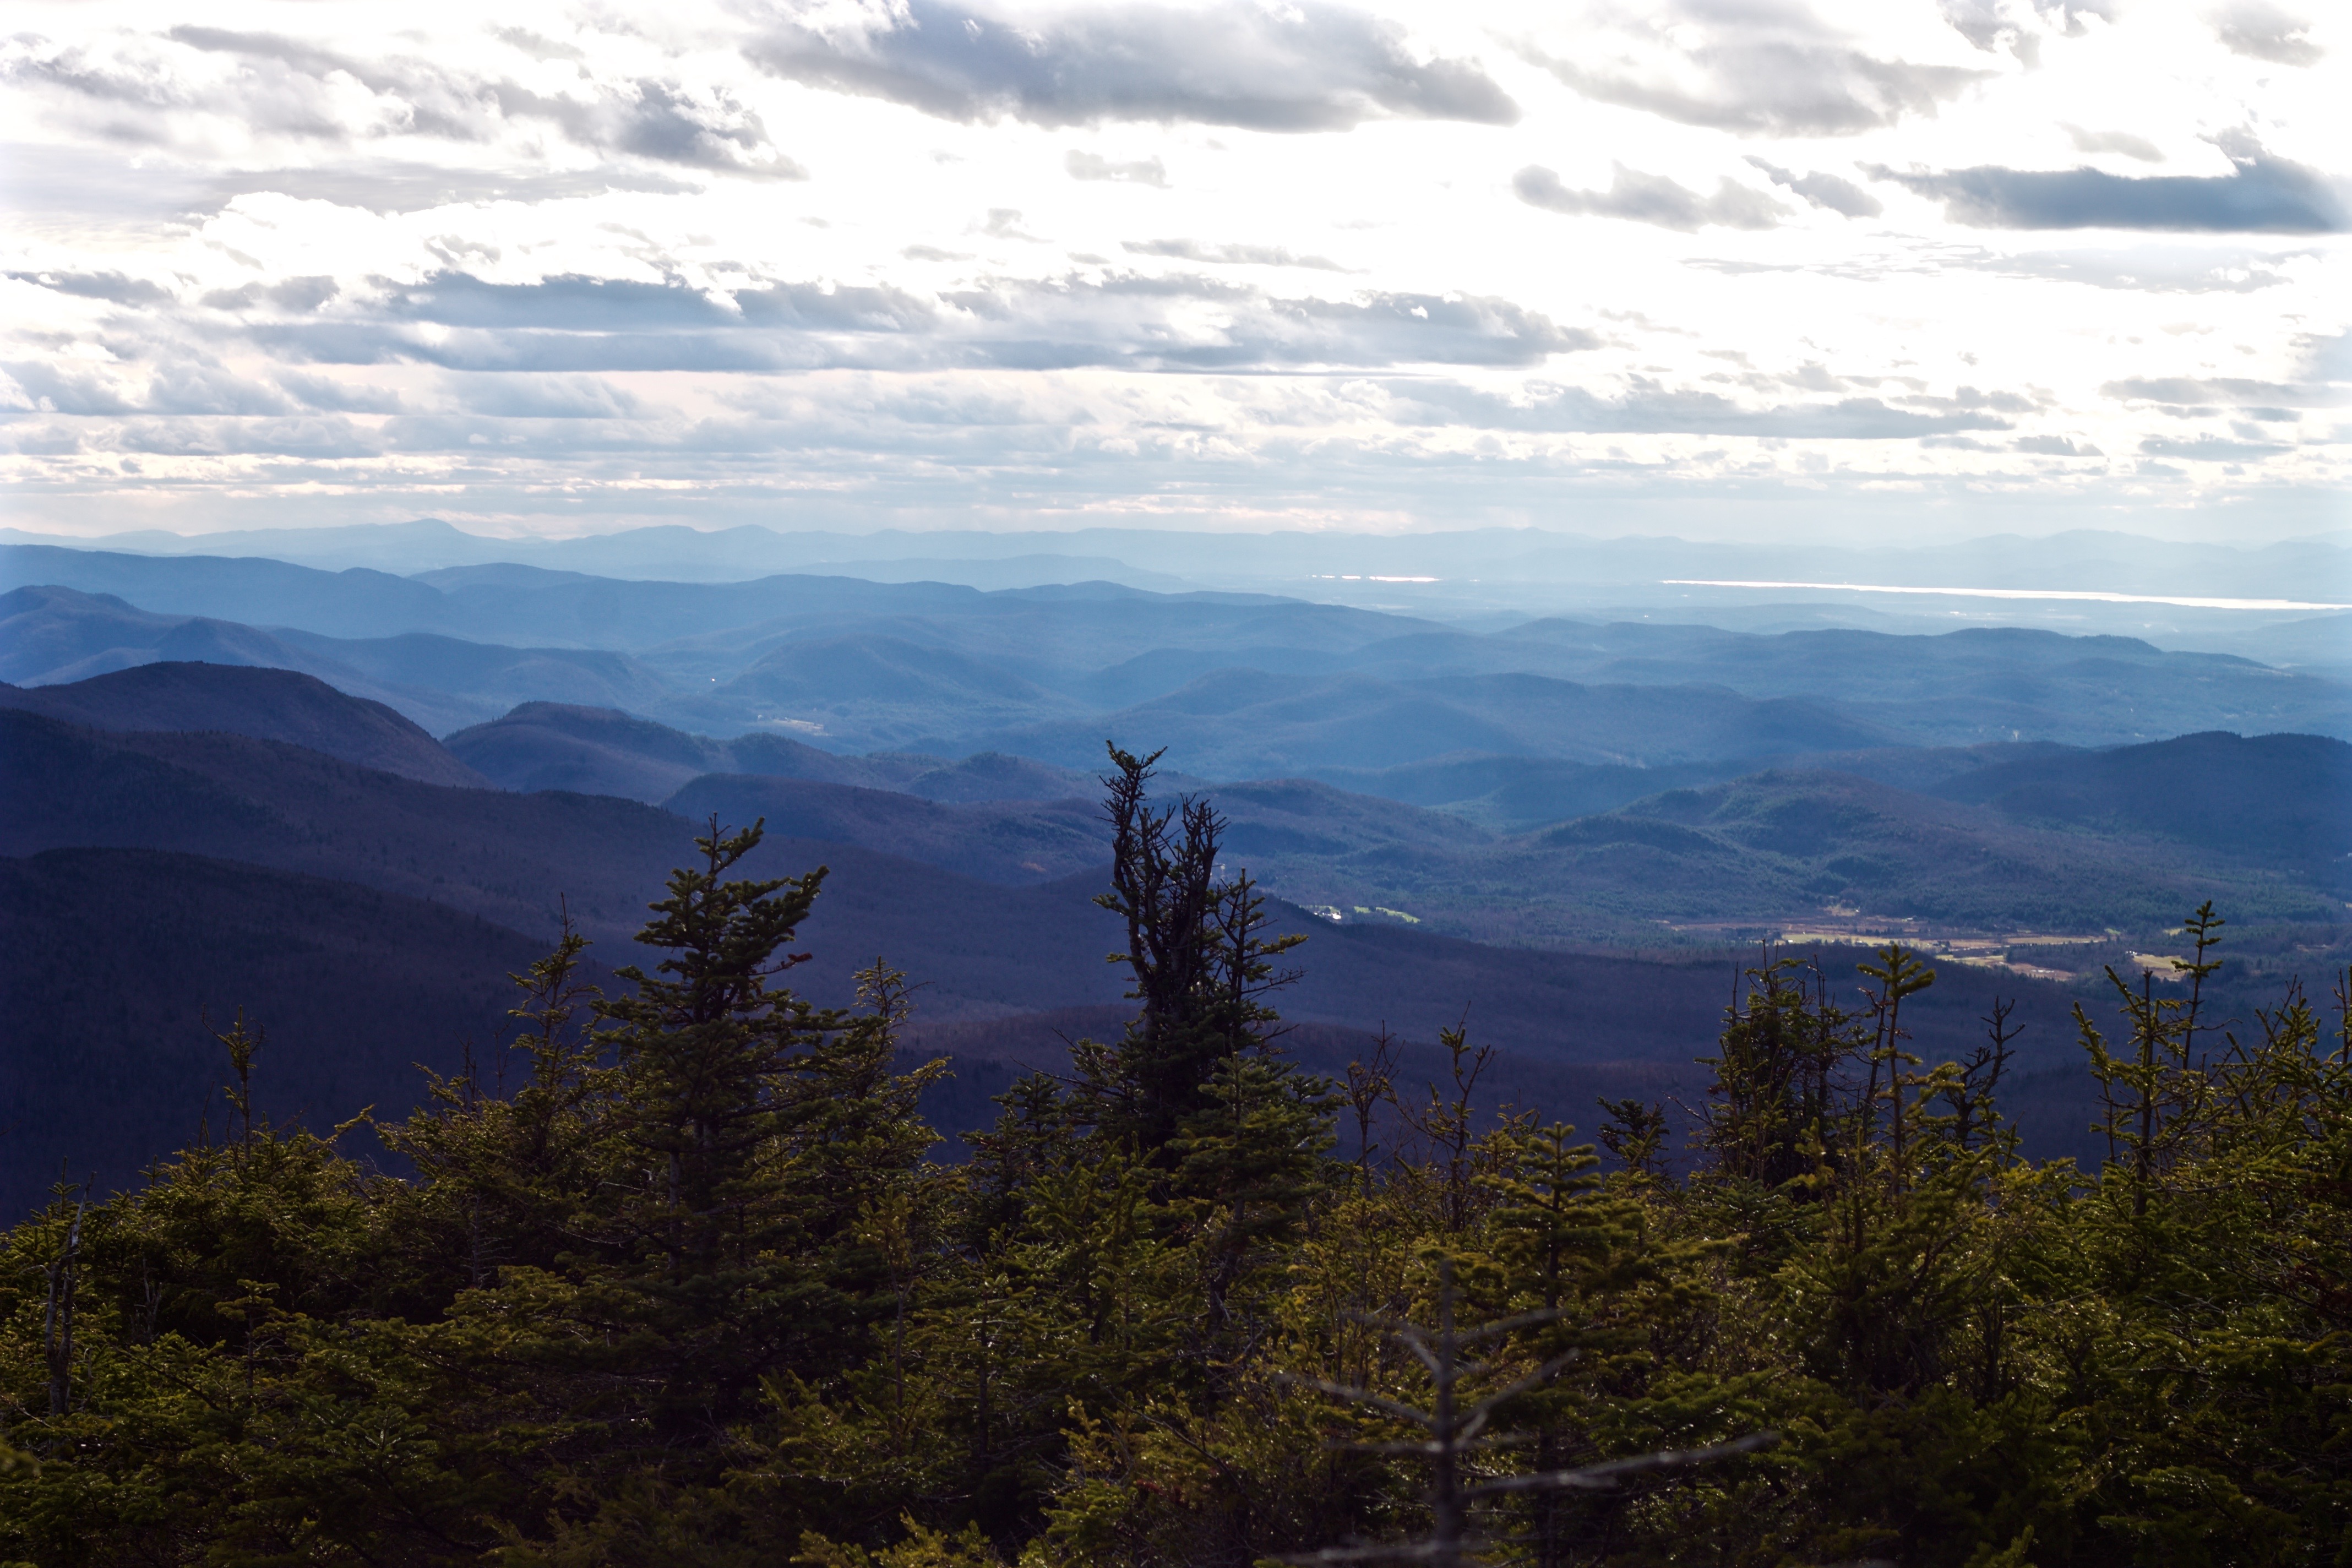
0, 662, 488, 788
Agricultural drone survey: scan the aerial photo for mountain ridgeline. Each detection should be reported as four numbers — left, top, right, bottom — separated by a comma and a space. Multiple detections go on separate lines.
4, 550, 2345, 951
0, 639, 2337, 1201
2, 684, 2135, 1213
7, 548, 2348, 755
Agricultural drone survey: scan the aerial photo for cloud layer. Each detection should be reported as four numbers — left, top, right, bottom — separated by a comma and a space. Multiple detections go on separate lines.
1, 0, 2346, 541
1879, 144, 2346, 232
1522, 6, 1990, 135
748, 0, 1519, 132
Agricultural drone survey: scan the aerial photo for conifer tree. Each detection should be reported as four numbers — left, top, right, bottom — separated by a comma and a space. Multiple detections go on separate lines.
14, 798, 2352, 1568
1476, 1123, 1640, 1568
1695, 951, 1858, 1188
1856, 941, 1937, 1193
596, 816, 831, 1285
553, 817, 945, 1460
378, 913, 610, 1296
1079, 744, 1306, 1161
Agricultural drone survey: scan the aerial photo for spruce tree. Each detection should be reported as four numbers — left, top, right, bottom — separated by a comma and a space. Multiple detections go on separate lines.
579, 818, 943, 1445
1078, 744, 1306, 1161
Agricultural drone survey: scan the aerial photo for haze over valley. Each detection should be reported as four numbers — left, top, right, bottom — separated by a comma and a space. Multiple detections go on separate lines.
3, 526, 2345, 1212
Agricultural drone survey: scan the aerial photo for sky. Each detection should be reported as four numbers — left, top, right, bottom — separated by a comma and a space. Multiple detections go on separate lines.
2, 0, 2347, 546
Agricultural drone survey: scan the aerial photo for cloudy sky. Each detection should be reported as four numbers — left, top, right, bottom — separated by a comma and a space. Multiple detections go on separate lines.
2, 0, 2346, 543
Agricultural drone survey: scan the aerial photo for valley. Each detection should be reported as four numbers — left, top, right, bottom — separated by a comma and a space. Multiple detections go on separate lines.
1, 542, 2346, 1216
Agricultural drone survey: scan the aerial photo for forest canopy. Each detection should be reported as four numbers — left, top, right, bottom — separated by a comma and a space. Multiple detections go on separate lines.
1, 745, 2346, 1567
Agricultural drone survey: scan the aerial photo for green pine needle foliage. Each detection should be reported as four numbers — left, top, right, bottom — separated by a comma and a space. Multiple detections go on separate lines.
1, 768, 2346, 1567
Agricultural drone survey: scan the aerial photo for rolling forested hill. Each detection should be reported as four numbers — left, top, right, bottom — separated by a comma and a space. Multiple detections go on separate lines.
0, 661, 489, 787
3, 695, 2149, 1212
3, 546, 2346, 1229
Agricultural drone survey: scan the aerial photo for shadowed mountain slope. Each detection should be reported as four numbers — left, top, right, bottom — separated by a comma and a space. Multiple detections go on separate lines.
657, 771, 1494, 888
1365, 769, 2346, 945
447, 703, 749, 801
967, 667, 1895, 775
726, 634, 1069, 710
446, 702, 1095, 804
0, 847, 543, 1217
17, 685, 2337, 959
1217, 619, 2352, 749
666, 775, 1109, 885
1608, 770, 2328, 923
1309, 742, 2087, 831
1934, 731, 2352, 882
1, 584, 325, 688
264, 628, 679, 732
678, 631, 1091, 749
1207, 777, 1495, 859
0, 838, 2103, 1219
0, 663, 488, 788
444, 709, 2352, 945
1306, 754, 1758, 832
0, 584, 691, 735
0, 710, 691, 943
0, 710, 2102, 1068
893, 749, 1095, 802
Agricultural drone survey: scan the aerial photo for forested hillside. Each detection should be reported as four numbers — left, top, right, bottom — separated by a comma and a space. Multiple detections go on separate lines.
0, 662, 488, 787
0, 706, 2109, 1210
6, 651, 2347, 1213
0, 753, 2343, 1566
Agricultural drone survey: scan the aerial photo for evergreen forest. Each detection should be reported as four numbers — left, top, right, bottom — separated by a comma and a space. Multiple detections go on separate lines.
3, 745, 2346, 1567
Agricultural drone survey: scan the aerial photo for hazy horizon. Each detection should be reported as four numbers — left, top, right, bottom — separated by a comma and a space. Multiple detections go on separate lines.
10, 511, 2348, 650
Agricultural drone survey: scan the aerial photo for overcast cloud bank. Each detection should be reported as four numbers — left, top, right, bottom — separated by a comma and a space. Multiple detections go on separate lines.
0, 0, 2345, 541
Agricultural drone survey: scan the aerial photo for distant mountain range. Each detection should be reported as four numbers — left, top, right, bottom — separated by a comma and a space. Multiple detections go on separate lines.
10, 663, 2346, 941
6, 550, 2346, 759
3, 537, 2345, 1216
0, 696, 2121, 1215
455, 695, 2352, 931
6, 519, 2343, 625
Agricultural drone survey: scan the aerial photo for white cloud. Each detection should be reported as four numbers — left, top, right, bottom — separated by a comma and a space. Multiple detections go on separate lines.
1521, 1, 1991, 135
0, 0, 2345, 541
1516, 164, 1787, 230
2210, 2, 2324, 67
1066, 150, 1168, 186
746, 0, 1520, 132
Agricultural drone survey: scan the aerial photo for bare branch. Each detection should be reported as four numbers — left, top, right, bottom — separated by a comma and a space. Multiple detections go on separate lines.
1466, 1431, 1782, 1499
1456, 1304, 1571, 1345
1277, 1543, 1458, 1565
1277, 1373, 1437, 1429
1462, 1351, 1581, 1421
